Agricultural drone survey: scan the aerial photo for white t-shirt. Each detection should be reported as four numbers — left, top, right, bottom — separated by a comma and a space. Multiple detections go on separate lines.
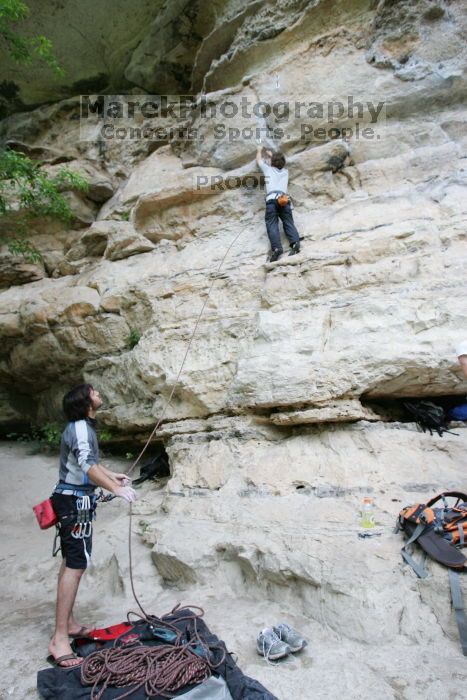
258, 159, 289, 201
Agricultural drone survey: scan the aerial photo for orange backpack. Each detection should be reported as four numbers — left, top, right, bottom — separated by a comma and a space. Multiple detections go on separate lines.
397, 491, 467, 558
397, 492, 467, 655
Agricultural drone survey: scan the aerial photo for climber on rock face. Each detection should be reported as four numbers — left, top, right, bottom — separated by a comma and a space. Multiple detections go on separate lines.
256, 141, 301, 262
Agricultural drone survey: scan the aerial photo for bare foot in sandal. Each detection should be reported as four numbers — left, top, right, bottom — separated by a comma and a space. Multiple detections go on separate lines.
68, 623, 93, 638
48, 636, 82, 668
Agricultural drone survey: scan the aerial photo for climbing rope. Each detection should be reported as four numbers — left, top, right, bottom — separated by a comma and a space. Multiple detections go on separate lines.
80, 232, 243, 699
81, 643, 210, 700
123, 228, 245, 617
80, 606, 226, 700
81, 644, 210, 700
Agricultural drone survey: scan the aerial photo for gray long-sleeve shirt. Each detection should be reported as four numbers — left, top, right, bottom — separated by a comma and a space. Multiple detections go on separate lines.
58, 418, 99, 487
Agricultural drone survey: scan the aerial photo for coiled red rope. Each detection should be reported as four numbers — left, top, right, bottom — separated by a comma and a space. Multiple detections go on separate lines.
80, 606, 226, 700
81, 642, 210, 700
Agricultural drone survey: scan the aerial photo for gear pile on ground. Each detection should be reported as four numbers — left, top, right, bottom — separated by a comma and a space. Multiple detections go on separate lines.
37, 607, 277, 700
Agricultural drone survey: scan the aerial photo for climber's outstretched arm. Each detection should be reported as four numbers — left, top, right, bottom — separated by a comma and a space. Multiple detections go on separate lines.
256, 145, 273, 166
256, 145, 263, 166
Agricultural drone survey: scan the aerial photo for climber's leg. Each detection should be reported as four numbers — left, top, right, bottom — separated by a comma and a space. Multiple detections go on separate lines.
265, 200, 282, 253
278, 203, 300, 247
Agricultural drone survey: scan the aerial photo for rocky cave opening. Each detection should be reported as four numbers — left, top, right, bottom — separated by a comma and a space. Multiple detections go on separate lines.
100, 438, 171, 485
362, 394, 466, 424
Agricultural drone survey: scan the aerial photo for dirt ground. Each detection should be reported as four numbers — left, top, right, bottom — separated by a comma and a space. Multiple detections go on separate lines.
2, 440, 467, 700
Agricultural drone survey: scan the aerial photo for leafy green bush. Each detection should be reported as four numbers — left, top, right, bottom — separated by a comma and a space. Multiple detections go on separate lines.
7, 421, 62, 451
0, 4, 90, 257
40, 421, 61, 446
99, 428, 114, 442
0, 0, 65, 76
0, 148, 89, 259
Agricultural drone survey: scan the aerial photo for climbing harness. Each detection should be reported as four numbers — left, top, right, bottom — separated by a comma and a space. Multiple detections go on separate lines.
267, 189, 291, 207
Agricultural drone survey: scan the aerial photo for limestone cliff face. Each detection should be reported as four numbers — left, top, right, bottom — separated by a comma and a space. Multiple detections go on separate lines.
1, 2, 467, 692
1, 0, 466, 429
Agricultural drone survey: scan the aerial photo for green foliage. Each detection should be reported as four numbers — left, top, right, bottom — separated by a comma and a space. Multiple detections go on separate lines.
0, 0, 65, 77
125, 452, 134, 460
9, 422, 117, 449
120, 210, 130, 221
99, 428, 114, 442
0, 4, 89, 257
7, 421, 62, 451
127, 328, 141, 349
0, 148, 89, 260
41, 421, 61, 446
6, 236, 42, 261
6, 429, 31, 443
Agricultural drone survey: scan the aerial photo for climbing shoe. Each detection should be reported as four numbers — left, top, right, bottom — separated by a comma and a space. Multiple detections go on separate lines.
288, 242, 300, 256
273, 623, 307, 652
256, 627, 291, 661
268, 249, 283, 262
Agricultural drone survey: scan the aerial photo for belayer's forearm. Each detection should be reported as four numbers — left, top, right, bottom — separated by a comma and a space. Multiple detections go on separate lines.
87, 463, 119, 492
99, 464, 119, 480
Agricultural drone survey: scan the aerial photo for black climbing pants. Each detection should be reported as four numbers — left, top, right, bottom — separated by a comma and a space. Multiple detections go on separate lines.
265, 199, 300, 252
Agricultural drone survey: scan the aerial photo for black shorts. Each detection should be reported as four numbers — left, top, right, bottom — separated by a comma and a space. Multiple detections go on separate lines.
51, 493, 95, 570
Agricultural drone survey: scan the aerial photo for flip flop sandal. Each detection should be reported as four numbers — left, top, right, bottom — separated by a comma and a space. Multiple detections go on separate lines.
46, 653, 83, 668
69, 625, 94, 639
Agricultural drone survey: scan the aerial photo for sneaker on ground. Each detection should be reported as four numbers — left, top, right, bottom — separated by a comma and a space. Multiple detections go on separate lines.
273, 623, 307, 652
256, 627, 291, 661
288, 242, 300, 256
268, 249, 283, 262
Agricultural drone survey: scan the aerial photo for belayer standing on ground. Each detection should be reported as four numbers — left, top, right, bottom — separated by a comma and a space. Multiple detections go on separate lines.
47, 384, 136, 668
256, 141, 301, 262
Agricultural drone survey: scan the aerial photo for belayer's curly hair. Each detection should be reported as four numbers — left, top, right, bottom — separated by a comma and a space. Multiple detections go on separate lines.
271, 152, 286, 169
63, 383, 94, 421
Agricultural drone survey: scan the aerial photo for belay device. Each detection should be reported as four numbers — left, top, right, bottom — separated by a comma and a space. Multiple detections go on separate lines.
396, 491, 467, 655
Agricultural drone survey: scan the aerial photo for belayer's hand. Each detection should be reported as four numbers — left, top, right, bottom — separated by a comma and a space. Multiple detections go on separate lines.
115, 485, 137, 503
114, 473, 131, 486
